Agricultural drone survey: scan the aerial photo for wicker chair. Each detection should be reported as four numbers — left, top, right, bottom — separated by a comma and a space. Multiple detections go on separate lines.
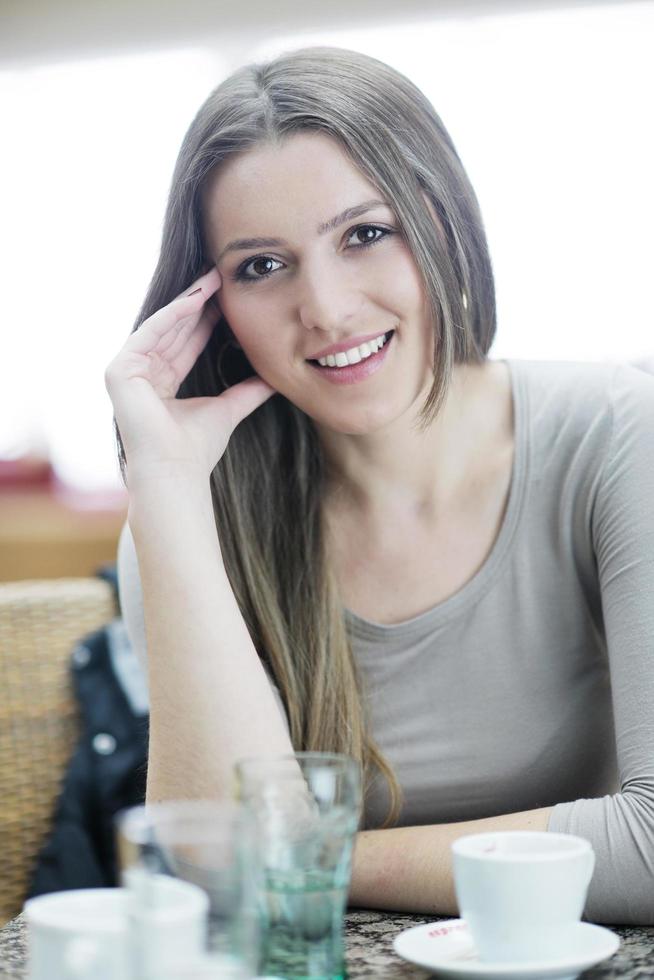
0, 578, 117, 925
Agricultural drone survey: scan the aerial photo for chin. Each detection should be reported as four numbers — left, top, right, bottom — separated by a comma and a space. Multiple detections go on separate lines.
314, 401, 405, 436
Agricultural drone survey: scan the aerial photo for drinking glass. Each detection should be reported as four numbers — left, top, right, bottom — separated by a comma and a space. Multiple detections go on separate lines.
235, 752, 362, 980
116, 800, 259, 980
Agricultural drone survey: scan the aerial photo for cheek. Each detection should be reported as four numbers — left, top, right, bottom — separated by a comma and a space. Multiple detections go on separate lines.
377, 252, 428, 320
369, 237, 427, 308
218, 290, 290, 385
219, 290, 274, 351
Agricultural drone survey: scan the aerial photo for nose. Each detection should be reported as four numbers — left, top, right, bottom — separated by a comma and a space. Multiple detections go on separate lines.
297, 257, 363, 332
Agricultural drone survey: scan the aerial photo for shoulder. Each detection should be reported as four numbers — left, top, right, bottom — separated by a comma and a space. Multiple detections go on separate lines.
509, 358, 654, 437
503, 360, 654, 505
604, 361, 654, 433
594, 364, 654, 500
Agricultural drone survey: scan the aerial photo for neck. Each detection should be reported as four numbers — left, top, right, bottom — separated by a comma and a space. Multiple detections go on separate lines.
317, 360, 509, 520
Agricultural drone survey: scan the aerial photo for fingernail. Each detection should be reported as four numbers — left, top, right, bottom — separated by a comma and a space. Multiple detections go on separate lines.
188, 287, 202, 296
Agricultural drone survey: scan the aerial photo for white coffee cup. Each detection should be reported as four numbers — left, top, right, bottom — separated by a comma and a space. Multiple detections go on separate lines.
451, 831, 595, 963
122, 870, 210, 979
24, 888, 129, 980
24, 878, 209, 980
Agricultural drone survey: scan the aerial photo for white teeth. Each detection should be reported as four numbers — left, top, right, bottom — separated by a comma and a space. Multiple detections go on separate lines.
317, 332, 388, 368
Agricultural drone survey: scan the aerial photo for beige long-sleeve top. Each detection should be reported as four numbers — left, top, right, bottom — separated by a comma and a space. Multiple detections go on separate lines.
118, 359, 654, 924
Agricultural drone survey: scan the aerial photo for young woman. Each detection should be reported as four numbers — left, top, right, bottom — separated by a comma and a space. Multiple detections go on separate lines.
106, 46, 654, 925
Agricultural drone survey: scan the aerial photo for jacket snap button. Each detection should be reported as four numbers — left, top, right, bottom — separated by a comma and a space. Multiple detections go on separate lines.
72, 646, 91, 668
92, 733, 117, 755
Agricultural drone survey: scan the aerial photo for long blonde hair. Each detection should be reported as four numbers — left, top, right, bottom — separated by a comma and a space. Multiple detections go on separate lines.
116, 46, 496, 826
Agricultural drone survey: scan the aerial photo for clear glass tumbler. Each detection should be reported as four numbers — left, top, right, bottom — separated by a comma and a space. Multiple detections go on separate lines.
116, 800, 259, 980
234, 752, 362, 980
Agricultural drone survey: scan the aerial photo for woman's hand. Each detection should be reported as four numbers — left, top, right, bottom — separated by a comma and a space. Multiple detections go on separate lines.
105, 267, 275, 484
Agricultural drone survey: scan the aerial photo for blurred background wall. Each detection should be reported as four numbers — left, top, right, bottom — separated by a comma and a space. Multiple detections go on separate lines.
1, 0, 652, 577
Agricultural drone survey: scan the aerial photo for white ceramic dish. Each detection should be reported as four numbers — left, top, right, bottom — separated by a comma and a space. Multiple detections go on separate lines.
393, 918, 620, 980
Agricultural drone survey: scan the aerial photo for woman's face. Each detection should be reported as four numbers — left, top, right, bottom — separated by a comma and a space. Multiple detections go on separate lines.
203, 131, 434, 435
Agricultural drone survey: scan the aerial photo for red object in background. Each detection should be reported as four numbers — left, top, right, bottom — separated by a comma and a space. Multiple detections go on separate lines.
0, 457, 127, 510
0, 456, 127, 581
0, 457, 56, 489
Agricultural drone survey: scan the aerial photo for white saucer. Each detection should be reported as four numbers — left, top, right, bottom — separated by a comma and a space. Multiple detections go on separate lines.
393, 918, 620, 980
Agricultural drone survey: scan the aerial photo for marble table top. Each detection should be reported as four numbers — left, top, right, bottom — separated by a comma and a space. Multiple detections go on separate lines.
2, 908, 653, 978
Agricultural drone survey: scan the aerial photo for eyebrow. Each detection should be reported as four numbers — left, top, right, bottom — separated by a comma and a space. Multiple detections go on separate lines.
216, 199, 390, 263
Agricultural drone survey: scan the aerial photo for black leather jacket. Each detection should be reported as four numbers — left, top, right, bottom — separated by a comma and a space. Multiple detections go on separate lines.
28, 567, 149, 897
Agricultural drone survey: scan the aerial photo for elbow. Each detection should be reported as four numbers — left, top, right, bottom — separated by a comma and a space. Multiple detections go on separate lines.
583, 788, 654, 926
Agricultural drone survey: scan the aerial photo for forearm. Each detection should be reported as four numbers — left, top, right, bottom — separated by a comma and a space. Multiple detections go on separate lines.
128, 470, 293, 803
349, 805, 553, 913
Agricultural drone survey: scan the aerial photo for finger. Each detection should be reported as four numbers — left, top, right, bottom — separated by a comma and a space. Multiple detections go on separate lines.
171, 378, 275, 453
155, 299, 218, 360
126, 267, 222, 356
221, 376, 276, 430
164, 306, 218, 382
174, 266, 222, 303
127, 289, 212, 357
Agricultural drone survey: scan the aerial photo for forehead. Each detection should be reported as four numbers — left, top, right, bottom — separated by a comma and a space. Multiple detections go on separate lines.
202, 132, 384, 244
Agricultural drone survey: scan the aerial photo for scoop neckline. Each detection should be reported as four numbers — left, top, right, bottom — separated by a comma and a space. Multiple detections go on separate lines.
343, 358, 529, 642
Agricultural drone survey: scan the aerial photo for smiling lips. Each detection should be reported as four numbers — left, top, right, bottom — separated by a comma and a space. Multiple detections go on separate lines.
309, 331, 391, 367
307, 330, 394, 385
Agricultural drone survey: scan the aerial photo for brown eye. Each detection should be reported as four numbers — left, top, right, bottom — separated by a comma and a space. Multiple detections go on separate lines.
252, 257, 276, 276
356, 227, 378, 244
346, 225, 392, 248
233, 255, 285, 284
